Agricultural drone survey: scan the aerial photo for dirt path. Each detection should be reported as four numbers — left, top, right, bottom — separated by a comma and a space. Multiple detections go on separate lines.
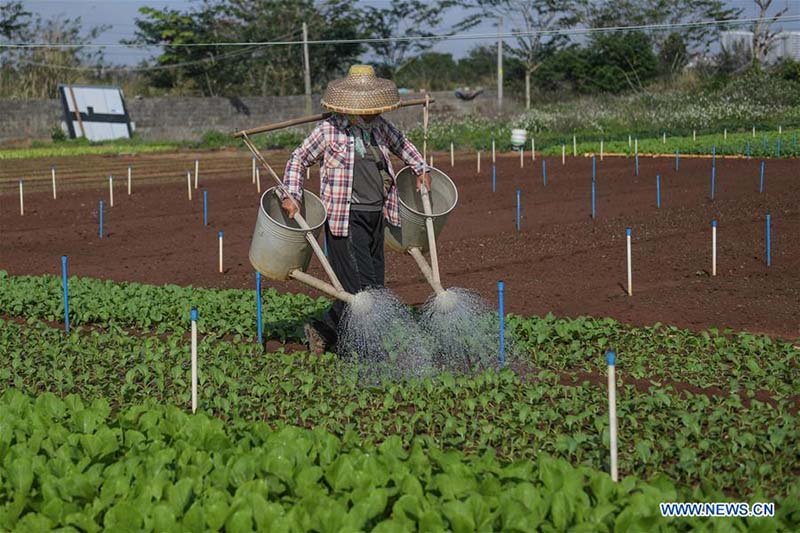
1, 148, 798, 339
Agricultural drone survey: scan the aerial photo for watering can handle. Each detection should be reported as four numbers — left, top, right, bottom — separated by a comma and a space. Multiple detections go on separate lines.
418, 183, 441, 288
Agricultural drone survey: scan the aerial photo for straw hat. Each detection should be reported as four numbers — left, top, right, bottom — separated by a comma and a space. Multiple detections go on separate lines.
321, 65, 400, 115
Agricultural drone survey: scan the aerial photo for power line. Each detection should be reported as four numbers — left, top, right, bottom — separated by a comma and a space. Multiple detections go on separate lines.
2, 14, 799, 49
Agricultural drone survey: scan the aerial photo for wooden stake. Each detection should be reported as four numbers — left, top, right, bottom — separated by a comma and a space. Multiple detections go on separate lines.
127, 166, 132, 195
51, 166, 57, 199
109, 176, 114, 207
626, 228, 632, 296
607, 350, 618, 482
187, 172, 192, 201
194, 159, 199, 189
561, 144, 565, 165
450, 142, 454, 167
492, 140, 495, 163
190, 308, 198, 413
712, 220, 717, 277
256, 167, 261, 193
477, 150, 481, 173
573, 134, 577, 156
600, 140, 604, 161
19, 179, 24, 215
519, 147, 524, 168
531, 137, 535, 161
252, 156, 256, 184
219, 231, 224, 273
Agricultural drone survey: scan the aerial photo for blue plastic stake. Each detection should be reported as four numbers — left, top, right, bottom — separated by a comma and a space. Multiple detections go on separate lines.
203, 189, 208, 226
492, 164, 496, 192
634, 154, 639, 176
712, 144, 716, 167
591, 179, 596, 219
710, 167, 716, 201
674, 149, 679, 171
746, 141, 751, 159
498, 281, 505, 367
766, 214, 771, 267
656, 175, 661, 208
99, 200, 104, 238
759, 161, 765, 193
763, 134, 767, 150
606, 349, 616, 366
516, 189, 521, 231
61, 256, 70, 332
542, 160, 547, 186
256, 271, 263, 346
592, 155, 596, 182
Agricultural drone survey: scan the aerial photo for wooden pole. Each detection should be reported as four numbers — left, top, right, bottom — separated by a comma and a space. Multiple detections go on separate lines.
232, 97, 434, 137
302, 22, 312, 116
109, 176, 114, 207
127, 166, 132, 195
51, 166, 57, 199
67, 85, 86, 139
194, 160, 199, 189
477, 150, 481, 173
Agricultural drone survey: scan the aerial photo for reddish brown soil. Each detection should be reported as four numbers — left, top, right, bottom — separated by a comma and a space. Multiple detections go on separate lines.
1, 148, 798, 339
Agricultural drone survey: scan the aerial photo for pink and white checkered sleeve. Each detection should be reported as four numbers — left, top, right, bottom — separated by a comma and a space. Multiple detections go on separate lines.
381, 119, 426, 175
283, 123, 326, 202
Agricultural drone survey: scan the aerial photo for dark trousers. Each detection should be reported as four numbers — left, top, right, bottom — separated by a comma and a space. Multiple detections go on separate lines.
313, 209, 385, 348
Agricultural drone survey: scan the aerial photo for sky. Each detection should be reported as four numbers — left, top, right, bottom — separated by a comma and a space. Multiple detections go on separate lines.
15, 0, 800, 66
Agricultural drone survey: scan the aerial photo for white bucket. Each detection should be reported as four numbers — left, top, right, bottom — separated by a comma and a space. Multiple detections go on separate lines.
511, 128, 527, 148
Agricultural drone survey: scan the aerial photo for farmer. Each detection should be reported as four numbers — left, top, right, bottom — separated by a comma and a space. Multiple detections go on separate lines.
281, 64, 430, 354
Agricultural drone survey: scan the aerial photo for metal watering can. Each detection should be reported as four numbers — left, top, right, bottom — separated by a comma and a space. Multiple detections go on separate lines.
385, 166, 458, 253
249, 187, 326, 280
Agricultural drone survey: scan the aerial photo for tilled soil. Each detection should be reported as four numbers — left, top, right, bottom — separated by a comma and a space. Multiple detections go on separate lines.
1, 148, 798, 339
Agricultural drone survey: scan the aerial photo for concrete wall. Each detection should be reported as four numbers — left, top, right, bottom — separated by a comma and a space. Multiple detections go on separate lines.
0, 90, 519, 144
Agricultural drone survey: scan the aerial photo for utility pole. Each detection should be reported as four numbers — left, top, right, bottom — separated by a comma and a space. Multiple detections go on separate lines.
302, 22, 312, 115
497, 17, 503, 110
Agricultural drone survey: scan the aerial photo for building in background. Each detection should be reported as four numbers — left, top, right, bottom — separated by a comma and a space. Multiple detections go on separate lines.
721, 30, 800, 64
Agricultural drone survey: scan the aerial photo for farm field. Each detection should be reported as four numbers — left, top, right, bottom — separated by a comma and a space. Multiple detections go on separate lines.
1, 146, 799, 530
1, 148, 798, 338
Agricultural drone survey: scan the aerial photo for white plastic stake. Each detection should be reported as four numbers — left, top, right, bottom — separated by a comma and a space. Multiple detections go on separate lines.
51, 166, 57, 199
626, 228, 632, 296
607, 350, 618, 482
127, 166, 132, 195
492, 140, 496, 163
628, 135, 632, 148
531, 137, 535, 161
663, 132, 666, 143
477, 150, 481, 173
194, 159, 199, 189
752, 126, 756, 138
693, 129, 696, 141
19, 179, 24, 215
256, 167, 261, 193
450, 142, 454, 167
779, 125, 782, 135
218, 231, 224, 273
252, 156, 256, 183
600, 140, 604, 161
519, 147, 523, 168
109, 176, 114, 207
723, 128, 727, 140
573, 134, 577, 156
712, 220, 717, 277
634, 138, 638, 156
561, 144, 565, 165
187, 172, 192, 201
190, 308, 198, 413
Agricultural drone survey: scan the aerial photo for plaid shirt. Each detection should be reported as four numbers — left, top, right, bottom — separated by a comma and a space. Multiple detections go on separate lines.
283, 114, 425, 237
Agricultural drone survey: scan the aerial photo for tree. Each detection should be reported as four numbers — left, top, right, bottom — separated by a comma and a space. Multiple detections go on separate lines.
658, 33, 688, 77
131, 0, 363, 96
462, 1, 579, 109
394, 53, 459, 90
578, 0, 741, 55
1, 14, 107, 99
752, 0, 789, 66
361, 0, 457, 78
0, 1, 29, 40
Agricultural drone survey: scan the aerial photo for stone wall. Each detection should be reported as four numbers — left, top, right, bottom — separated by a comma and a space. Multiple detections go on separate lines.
0, 90, 519, 144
